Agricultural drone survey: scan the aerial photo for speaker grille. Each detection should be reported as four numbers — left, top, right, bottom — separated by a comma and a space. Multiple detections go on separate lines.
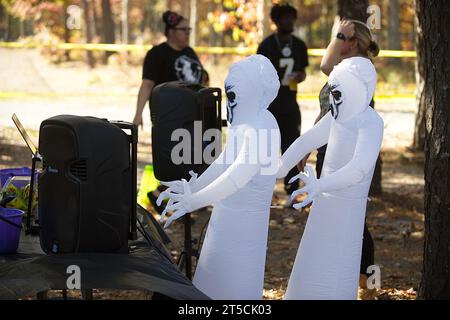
70, 159, 88, 181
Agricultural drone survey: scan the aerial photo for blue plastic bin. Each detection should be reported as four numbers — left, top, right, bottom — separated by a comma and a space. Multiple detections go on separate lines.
0, 207, 24, 254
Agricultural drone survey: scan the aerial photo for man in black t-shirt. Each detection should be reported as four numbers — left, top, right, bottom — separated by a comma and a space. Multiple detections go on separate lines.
257, 3, 309, 206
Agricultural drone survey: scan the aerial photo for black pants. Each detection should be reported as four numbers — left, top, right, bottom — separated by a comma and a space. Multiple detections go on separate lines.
316, 146, 375, 276
274, 110, 302, 195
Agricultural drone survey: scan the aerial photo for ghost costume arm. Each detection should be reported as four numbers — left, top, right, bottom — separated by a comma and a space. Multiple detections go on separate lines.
189, 133, 259, 210
160, 132, 261, 228
315, 118, 383, 193
158, 145, 229, 197
190, 146, 230, 193
291, 118, 383, 208
277, 112, 333, 179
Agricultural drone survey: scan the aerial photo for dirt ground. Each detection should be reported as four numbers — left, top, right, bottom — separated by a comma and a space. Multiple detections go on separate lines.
0, 126, 424, 300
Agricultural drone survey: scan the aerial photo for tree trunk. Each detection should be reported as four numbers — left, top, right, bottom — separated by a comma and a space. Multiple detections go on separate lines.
262, 0, 271, 39
121, 0, 128, 44
418, 0, 450, 300
82, 0, 95, 68
101, 0, 115, 63
413, 0, 426, 151
148, 1, 161, 39
324, 0, 334, 42
189, 0, 197, 47
92, 0, 101, 40
0, 3, 5, 40
63, 0, 71, 61
180, 0, 190, 19
321, 1, 330, 46
19, 18, 24, 38
6, 13, 15, 41
337, 0, 369, 21
388, 0, 401, 50
388, 0, 401, 68
140, 4, 147, 34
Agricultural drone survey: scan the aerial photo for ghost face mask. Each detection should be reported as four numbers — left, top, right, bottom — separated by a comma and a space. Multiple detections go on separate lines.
224, 55, 279, 126
225, 83, 237, 123
328, 67, 368, 123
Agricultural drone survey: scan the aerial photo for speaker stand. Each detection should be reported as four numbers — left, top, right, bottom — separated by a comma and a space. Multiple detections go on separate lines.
177, 211, 202, 280
184, 212, 194, 279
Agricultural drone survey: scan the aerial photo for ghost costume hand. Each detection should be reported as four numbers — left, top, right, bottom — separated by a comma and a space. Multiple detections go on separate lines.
155, 170, 197, 215
158, 179, 199, 228
289, 165, 321, 209
158, 170, 198, 195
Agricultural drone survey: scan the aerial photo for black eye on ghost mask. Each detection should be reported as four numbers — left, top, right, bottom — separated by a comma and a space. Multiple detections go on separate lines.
329, 84, 343, 120
225, 84, 237, 123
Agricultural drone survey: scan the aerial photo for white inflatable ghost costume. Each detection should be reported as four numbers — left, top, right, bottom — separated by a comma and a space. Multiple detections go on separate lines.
277, 57, 384, 300
157, 54, 281, 300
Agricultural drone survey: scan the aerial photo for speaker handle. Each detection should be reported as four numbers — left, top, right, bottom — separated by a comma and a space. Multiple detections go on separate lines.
109, 121, 138, 241
198, 87, 223, 131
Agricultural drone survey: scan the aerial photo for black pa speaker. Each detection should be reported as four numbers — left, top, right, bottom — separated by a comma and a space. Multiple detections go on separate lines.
38, 115, 137, 254
150, 81, 222, 182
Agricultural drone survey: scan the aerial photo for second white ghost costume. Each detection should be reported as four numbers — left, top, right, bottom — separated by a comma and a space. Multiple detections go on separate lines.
277, 57, 384, 300
158, 54, 281, 299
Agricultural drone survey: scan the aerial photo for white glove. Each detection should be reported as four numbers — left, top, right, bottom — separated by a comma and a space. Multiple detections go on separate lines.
158, 170, 198, 195
156, 170, 198, 211
289, 165, 321, 210
158, 179, 196, 229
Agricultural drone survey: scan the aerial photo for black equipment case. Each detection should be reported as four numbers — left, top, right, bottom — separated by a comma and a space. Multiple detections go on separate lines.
38, 115, 137, 254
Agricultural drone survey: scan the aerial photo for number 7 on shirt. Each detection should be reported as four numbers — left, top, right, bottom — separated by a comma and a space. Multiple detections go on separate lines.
280, 58, 294, 86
